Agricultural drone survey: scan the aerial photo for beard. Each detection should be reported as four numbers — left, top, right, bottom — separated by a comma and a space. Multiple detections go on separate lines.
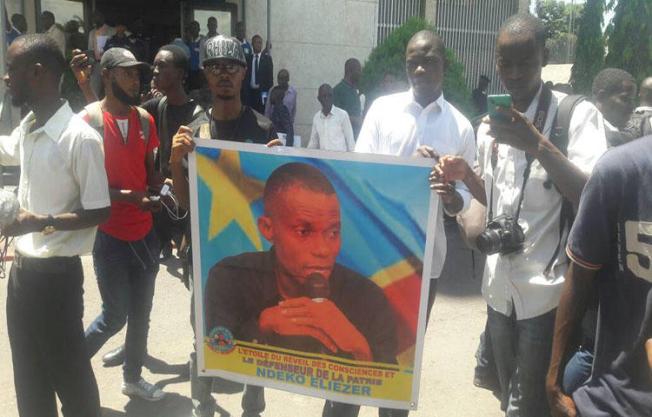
111, 78, 140, 106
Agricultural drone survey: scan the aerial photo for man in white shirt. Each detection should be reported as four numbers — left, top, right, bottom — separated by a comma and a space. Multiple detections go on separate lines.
1, 34, 111, 417
39, 11, 65, 55
308, 84, 355, 151
351, 30, 475, 417
436, 14, 607, 417
88, 10, 116, 95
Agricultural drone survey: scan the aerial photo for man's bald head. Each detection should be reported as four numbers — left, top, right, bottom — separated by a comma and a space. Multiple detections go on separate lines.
640, 77, 652, 107
263, 163, 337, 216
406, 30, 445, 60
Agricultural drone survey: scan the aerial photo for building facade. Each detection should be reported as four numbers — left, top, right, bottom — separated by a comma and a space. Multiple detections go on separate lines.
1, 0, 530, 141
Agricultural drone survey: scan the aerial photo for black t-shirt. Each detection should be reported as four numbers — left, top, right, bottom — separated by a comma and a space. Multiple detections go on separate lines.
204, 250, 399, 364
189, 106, 276, 143
567, 136, 652, 417
142, 97, 201, 176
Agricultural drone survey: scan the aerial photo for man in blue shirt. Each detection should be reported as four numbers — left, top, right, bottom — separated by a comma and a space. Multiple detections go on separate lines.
546, 136, 652, 417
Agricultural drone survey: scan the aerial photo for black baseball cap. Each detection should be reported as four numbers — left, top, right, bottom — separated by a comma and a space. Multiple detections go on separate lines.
203, 35, 247, 66
100, 47, 152, 77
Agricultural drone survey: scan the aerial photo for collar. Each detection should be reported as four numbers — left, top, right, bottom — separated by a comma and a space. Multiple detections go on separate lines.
319, 106, 336, 118
20, 101, 73, 142
635, 106, 652, 112
407, 89, 445, 114
523, 82, 544, 119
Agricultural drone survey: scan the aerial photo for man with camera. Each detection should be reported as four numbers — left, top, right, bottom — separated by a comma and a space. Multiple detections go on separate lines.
435, 14, 607, 417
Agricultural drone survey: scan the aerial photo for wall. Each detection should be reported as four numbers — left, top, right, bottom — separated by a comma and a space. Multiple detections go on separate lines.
246, 0, 379, 144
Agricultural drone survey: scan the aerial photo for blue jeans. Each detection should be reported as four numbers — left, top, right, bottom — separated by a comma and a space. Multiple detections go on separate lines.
487, 307, 556, 417
562, 347, 594, 395
85, 229, 159, 383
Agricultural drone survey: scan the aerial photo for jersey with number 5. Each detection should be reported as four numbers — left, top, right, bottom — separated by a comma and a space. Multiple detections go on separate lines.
566, 135, 652, 417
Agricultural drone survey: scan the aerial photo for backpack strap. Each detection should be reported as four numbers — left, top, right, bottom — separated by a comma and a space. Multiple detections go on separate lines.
156, 96, 169, 144
135, 106, 151, 147
83, 101, 105, 135
544, 94, 585, 277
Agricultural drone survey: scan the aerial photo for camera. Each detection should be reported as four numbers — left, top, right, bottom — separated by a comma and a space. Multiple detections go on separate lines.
476, 214, 525, 255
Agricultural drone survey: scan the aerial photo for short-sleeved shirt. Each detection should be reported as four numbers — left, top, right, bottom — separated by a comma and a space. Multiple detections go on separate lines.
189, 106, 276, 143
333, 79, 361, 120
567, 136, 652, 417
0, 101, 110, 257
84, 108, 160, 242
477, 85, 608, 320
204, 250, 399, 364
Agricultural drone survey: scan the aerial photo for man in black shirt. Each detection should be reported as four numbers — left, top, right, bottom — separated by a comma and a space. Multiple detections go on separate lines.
546, 136, 652, 417
205, 162, 398, 363
204, 163, 398, 417
170, 35, 277, 417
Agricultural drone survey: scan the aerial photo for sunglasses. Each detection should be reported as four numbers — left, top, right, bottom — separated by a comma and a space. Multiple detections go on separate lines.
205, 62, 243, 75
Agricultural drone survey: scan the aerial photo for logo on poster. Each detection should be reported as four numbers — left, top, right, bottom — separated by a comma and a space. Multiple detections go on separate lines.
207, 326, 236, 354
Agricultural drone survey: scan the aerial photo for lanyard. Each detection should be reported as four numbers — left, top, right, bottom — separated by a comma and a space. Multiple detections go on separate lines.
488, 85, 552, 222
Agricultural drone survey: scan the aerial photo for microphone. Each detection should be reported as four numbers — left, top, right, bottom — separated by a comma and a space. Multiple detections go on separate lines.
0, 189, 19, 229
303, 273, 330, 302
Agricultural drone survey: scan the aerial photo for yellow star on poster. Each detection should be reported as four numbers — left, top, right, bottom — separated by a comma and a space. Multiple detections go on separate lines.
197, 149, 264, 249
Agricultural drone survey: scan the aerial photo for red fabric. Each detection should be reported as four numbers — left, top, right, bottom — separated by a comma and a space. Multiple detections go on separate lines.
84, 108, 159, 241
382, 273, 421, 354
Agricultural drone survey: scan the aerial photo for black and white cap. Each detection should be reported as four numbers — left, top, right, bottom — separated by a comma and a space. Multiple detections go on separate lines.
100, 47, 152, 77
203, 35, 246, 66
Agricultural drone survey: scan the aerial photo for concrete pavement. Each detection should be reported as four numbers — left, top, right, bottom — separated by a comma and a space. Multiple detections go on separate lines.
0, 255, 503, 417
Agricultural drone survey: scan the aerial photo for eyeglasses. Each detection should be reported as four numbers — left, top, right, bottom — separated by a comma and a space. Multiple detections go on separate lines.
205, 62, 242, 75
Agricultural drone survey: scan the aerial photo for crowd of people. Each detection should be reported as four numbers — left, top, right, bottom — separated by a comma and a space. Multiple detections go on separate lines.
1, 6, 651, 417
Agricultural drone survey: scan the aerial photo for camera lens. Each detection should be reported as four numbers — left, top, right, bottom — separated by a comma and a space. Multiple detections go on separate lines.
476, 229, 502, 255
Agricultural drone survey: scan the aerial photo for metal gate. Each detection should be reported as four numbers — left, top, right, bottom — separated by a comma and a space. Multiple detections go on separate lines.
377, 0, 425, 44
434, 0, 519, 93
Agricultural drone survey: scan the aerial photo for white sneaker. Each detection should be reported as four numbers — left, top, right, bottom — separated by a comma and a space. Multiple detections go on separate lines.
121, 378, 166, 401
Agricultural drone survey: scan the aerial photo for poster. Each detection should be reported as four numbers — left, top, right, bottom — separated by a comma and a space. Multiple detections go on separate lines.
189, 139, 439, 410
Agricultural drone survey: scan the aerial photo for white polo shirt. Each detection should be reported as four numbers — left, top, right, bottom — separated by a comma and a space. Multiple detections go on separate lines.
0, 101, 110, 258
477, 85, 608, 320
307, 105, 356, 151
355, 90, 476, 279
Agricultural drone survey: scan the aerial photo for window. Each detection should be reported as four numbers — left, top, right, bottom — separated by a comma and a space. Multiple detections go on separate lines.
40, 0, 85, 30
193, 9, 233, 37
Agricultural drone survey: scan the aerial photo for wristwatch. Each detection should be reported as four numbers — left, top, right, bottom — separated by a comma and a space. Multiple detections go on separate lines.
42, 214, 56, 235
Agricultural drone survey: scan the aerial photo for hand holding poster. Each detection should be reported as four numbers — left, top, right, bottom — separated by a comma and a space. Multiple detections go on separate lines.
189, 140, 439, 410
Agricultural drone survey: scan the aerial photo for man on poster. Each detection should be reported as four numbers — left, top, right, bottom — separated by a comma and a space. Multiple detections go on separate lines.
204, 162, 398, 366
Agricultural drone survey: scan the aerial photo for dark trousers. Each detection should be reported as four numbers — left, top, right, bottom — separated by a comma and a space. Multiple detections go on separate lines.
7, 255, 101, 417
85, 229, 160, 382
248, 87, 265, 114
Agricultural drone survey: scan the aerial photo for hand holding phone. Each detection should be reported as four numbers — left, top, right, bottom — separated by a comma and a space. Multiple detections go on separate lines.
487, 94, 513, 122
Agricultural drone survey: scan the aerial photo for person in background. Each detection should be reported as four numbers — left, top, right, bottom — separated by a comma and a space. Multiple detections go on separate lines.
39, 11, 65, 55
2, 33, 110, 417
104, 21, 147, 62
88, 10, 116, 96
64, 20, 87, 55
269, 86, 293, 146
185, 21, 205, 91
591, 68, 638, 147
472, 75, 490, 115
11, 13, 26, 34
308, 84, 355, 151
235, 21, 252, 58
334, 58, 363, 138
207, 17, 218, 38
245, 34, 274, 114
626, 76, 652, 138
4, 8, 21, 46
264, 69, 297, 127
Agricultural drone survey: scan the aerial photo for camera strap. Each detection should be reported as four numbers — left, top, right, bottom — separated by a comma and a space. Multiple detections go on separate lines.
488, 84, 552, 224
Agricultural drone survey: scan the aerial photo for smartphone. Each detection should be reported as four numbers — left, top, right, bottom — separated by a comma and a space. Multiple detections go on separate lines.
487, 94, 512, 121
79, 50, 95, 66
